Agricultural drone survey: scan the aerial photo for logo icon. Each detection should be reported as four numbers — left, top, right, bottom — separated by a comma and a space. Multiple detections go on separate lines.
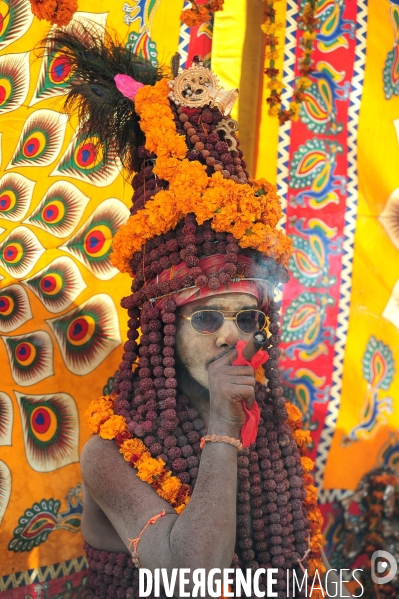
371, 550, 398, 585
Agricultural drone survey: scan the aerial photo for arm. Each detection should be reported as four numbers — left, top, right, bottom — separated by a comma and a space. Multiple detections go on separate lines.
81, 350, 255, 581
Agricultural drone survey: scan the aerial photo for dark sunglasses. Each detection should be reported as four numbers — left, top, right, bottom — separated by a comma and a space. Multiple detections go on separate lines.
180, 309, 267, 335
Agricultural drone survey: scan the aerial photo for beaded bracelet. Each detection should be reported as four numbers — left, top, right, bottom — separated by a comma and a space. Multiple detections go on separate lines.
128, 509, 166, 568
200, 434, 243, 451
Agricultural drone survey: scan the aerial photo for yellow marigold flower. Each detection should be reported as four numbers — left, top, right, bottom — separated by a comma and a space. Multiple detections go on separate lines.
289, 101, 301, 121
301, 456, 315, 472
267, 79, 285, 91
297, 76, 312, 89
267, 50, 280, 60
268, 104, 281, 117
99, 415, 127, 440
261, 21, 283, 35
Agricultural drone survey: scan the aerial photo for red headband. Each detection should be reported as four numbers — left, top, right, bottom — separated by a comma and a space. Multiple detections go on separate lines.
151, 255, 272, 311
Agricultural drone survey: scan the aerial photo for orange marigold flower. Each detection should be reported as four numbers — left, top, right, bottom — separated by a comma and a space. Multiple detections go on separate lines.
310, 532, 324, 552
293, 428, 312, 448
301, 456, 314, 472
158, 477, 182, 502
175, 499, 190, 514
308, 557, 326, 577
85, 396, 115, 433
307, 507, 324, 526
99, 415, 127, 440
136, 457, 165, 483
255, 365, 265, 383
180, 6, 211, 28
303, 473, 314, 485
208, 0, 224, 12
30, 0, 78, 26
86, 411, 108, 434
304, 484, 319, 505
119, 438, 147, 461
286, 402, 302, 422
154, 156, 181, 181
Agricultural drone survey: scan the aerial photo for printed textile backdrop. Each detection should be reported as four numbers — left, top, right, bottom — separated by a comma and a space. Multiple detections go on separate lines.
0, 0, 398, 596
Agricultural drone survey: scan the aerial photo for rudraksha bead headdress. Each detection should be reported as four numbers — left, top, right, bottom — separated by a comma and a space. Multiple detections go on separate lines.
52, 22, 324, 599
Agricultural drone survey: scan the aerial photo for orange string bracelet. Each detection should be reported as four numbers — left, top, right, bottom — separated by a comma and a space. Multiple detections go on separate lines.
128, 509, 166, 568
200, 434, 243, 451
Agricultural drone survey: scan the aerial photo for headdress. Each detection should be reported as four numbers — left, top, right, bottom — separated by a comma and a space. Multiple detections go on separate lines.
51, 22, 324, 599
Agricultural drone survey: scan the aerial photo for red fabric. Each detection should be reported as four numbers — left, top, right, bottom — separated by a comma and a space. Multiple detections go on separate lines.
233, 340, 268, 447
152, 254, 272, 311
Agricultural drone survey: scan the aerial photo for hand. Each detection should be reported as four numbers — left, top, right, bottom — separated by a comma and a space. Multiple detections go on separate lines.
208, 349, 256, 432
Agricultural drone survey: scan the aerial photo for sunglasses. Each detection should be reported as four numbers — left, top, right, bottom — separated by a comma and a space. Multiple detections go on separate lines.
180, 309, 267, 335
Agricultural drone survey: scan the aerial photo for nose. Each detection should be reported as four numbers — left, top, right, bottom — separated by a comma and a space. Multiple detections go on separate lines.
215, 320, 240, 348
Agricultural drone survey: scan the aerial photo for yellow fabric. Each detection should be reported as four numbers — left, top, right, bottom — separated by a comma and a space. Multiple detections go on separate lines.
213, 0, 287, 182
323, 0, 399, 490
213, 0, 280, 178
0, 0, 183, 576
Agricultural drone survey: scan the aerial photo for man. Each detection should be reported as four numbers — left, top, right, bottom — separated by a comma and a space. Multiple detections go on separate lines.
82, 291, 269, 591
53, 23, 339, 599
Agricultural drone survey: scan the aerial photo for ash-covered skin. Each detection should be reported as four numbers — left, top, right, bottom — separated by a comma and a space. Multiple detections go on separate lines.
175, 292, 258, 428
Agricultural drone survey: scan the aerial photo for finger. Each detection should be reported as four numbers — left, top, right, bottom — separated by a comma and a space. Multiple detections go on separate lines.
226, 384, 256, 401
224, 365, 255, 377
226, 376, 256, 388
222, 349, 239, 365
244, 394, 255, 411
210, 349, 238, 369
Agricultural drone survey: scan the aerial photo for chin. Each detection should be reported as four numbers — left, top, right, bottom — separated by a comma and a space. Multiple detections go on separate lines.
189, 368, 210, 391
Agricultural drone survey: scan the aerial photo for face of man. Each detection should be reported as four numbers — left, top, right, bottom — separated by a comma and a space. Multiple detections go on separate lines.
175, 292, 259, 391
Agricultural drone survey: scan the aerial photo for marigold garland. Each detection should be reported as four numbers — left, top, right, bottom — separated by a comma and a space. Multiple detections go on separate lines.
86, 392, 325, 569
286, 403, 325, 577
30, 0, 78, 26
85, 395, 191, 514
110, 79, 293, 276
180, 0, 224, 29
262, 0, 319, 124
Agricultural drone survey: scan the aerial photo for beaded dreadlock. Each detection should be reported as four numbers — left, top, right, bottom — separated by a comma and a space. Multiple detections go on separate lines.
55, 23, 315, 599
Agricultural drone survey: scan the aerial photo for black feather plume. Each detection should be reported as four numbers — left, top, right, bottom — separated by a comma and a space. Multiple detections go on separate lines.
42, 21, 167, 174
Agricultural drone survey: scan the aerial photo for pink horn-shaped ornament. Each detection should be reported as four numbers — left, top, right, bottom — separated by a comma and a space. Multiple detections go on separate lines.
114, 74, 145, 101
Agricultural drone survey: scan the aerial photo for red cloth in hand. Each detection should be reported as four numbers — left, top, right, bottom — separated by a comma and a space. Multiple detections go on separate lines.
233, 340, 268, 447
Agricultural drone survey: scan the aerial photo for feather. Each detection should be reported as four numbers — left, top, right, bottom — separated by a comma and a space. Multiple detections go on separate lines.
41, 21, 167, 174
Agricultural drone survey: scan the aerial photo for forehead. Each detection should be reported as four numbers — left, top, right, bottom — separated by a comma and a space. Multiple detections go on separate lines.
179, 292, 259, 315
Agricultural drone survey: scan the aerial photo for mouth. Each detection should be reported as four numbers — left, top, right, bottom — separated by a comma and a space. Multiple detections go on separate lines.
206, 348, 233, 368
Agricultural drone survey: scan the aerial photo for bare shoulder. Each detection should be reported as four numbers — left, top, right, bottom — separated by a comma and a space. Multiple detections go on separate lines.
80, 435, 176, 526
81, 434, 119, 467
80, 435, 137, 499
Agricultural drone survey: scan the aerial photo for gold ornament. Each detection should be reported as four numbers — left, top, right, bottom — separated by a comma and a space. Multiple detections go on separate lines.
168, 61, 238, 116
216, 118, 239, 152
